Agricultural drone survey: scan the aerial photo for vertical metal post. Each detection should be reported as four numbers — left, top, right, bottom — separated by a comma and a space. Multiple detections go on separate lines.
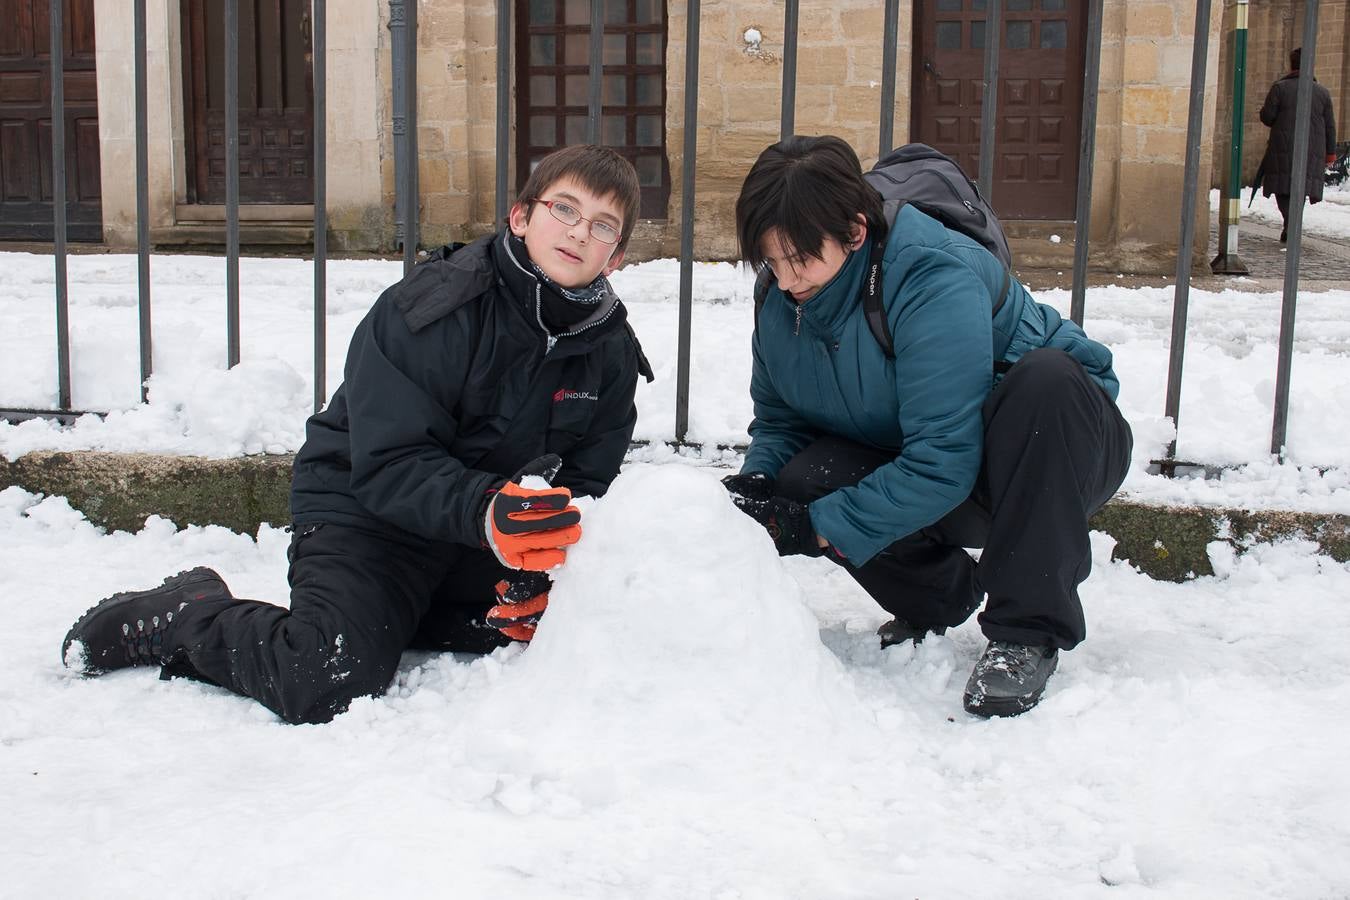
390, 0, 410, 270
313, 0, 327, 413
225, 0, 241, 368
1211, 0, 1250, 275
1162, 0, 1213, 460
878, 0, 900, 157
50, 0, 71, 410
495, 0, 511, 224
676, 0, 700, 442
588, 0, 604, 143
977, 0, 1003, 201
780, 0, 797, 139
1069, 0, 1103, 325
134, 0, 153, 400
406, 1, 418, 268
1271, 1, 1322, 457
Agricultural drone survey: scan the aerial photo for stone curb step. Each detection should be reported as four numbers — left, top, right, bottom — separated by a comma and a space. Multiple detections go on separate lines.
2, 450, 1346, 583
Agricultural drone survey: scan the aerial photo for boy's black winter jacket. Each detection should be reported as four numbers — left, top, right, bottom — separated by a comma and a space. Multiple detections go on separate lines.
290, 230, 651, 548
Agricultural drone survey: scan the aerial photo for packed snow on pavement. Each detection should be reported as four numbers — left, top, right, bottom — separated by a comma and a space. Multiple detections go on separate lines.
4, 463, 1349, 897
2, 242, 1349, 896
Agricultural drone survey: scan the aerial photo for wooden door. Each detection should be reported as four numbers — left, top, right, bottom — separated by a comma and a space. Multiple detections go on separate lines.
911, 0, 1085, 219
516, 0, 670, 219
182, 0, 313, 205
0, 0, 102, 241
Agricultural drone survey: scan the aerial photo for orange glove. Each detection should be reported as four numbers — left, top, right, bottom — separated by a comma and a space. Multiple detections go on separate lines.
486, 572, 550, 642
481, 454, 582, 570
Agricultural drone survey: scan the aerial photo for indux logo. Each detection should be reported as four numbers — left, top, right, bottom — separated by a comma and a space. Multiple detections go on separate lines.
553, 388, 599, 403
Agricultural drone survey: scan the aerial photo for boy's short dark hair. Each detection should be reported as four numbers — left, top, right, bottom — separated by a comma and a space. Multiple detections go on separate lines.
1290, 47, 1302, 71
735, 135, 886, 271
515, 145, 641, 249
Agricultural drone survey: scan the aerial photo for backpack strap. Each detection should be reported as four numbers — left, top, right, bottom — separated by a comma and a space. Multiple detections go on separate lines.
860, 237, 894, 359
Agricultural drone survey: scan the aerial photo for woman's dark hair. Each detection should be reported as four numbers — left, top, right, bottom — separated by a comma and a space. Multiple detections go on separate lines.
734, 135, 886, 270
1290, 47, 1302, 72
514, 145, 641, 250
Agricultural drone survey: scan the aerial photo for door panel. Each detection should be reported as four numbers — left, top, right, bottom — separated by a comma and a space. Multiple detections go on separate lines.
182, 0, 314, 205
912, 0, 1084, 220
0, 0, 102, 241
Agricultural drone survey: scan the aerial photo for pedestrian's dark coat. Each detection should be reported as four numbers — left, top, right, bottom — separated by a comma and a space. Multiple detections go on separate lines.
1259, 72, 1337, 203
291, 230, 651, 546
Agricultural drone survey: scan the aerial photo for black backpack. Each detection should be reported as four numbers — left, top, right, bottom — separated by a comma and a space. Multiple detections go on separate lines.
754, 143, 1012, 359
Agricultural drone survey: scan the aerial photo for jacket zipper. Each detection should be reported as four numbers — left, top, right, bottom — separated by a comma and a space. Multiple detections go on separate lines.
794, 303, 803, 336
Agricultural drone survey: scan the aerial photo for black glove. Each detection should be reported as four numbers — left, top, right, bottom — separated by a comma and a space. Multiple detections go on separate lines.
721, 471, 776, 502
486, 571, 552, 642
729, 494, 822, 557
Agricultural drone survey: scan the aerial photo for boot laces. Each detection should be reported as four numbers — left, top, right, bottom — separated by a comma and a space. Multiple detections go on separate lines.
980, 641, 1041, 682
120, 601, 188, 666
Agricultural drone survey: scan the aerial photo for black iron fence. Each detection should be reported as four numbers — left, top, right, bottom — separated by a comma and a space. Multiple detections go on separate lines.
5, 0, 1331, 463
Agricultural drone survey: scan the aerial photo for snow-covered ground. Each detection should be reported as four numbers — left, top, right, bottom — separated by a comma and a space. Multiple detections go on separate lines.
4, 463, 1349, 897
3, 222, 1350, 896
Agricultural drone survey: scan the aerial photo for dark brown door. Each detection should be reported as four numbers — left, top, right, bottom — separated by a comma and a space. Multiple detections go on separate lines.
911, 0, 1084, 219
516, 0, 670, 219
182, 0, 313, 204
0, 0, 102, 241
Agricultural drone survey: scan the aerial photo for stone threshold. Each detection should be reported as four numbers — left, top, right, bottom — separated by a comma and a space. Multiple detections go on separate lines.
1, 450, 1346, 583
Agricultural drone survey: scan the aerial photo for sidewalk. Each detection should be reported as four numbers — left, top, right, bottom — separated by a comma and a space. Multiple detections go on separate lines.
1011, 211, 1350, 292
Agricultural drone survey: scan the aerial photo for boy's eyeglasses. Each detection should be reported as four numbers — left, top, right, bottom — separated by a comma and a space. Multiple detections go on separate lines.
531, 198, 621, 245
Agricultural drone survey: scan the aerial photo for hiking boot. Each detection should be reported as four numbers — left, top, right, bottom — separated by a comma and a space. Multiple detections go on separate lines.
962, 640, 1059, 718
877, 617, 947, 649
62, 567, 231, 675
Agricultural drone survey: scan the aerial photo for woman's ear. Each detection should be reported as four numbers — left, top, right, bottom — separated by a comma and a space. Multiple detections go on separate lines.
849, 213, 869, 250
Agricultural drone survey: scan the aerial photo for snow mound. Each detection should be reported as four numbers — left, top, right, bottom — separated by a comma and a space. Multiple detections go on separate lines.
465, 465, 869, 771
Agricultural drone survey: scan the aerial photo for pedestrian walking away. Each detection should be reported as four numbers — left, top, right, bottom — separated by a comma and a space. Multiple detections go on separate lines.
1257, 47, 1338, 243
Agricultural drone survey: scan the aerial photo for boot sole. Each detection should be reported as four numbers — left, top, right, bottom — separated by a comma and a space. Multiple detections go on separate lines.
962, 685, 1048, 718
62, 567, 230, 674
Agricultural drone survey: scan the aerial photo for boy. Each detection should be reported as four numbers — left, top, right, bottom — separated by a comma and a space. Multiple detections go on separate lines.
725, 136, 1131, 717
62, 145, 652, 725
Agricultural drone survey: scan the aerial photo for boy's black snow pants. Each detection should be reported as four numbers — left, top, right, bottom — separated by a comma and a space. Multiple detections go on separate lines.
774, 348, 1132, 651
165, 524, 513, 724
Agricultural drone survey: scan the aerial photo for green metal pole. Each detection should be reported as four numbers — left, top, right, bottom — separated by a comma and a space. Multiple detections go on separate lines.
1211, 0, 1250, 274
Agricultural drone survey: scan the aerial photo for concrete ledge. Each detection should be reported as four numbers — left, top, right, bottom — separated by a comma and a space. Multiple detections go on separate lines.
2, 451, 1347, 582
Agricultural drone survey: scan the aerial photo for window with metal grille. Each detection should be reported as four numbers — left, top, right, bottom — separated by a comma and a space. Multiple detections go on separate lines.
516, 0, 670, 219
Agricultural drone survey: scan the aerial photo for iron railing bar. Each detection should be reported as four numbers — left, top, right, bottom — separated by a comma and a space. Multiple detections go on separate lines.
675, 0, 701, 441
976, 0, 1003, 202
1070, 0, 1104, 325
313, 0, 327, 413
588, 0, 603, 144
1162, 0, 1214, 461
495, 0, 511, 224
1271, 0, 1322, 457
50, 0, 71, 410
405, 1, 418, 269
135, 0, 152, 400
780, 0, 797, 139
226, 0, 241, 368
878, 0, 899, 157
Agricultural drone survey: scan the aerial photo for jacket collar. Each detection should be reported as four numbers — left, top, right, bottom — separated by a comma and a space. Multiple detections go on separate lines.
495, 231, 624, 341
773, 242, 870, 338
